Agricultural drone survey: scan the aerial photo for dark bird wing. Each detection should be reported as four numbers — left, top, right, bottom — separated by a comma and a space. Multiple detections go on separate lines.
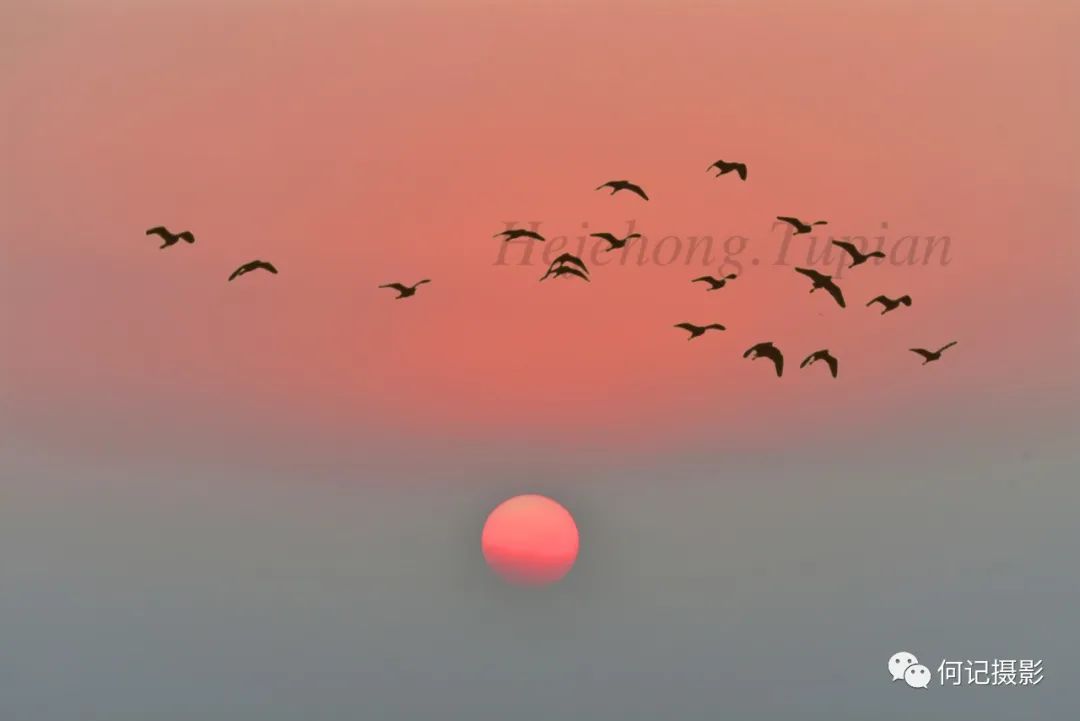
595, 181, 616, 191
255, 261, 278, 274
146, 226, 171, 239
674, 323, 699, 332
624, 183, 649, 200
735, 163, 747, 180
414, 279, 431, 287
554, 266, 590, 282
823, 352, 838, 377
831, 240, 859, 259
379, 283, 410, 293
777, 216, 801, 228
762, 345, 784, 376
691, 276, 716, 284
936, 341, 958, 354
822, 280, 846, 308
867, 295, 887, 306
909, 348, 935, 361
799, 352, 818, 369
590, 233, 618, 246
178, 231, 195, 243
552, 253, 588, 271
227, 265, 246, 281
703, 323, 726, 331
795, 267, 828, 284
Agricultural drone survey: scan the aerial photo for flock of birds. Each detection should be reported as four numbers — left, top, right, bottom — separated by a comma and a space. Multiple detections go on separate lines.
145, 157, 956, 379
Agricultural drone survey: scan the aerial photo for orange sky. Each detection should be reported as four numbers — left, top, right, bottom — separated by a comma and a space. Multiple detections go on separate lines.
3, 0, 1077, 464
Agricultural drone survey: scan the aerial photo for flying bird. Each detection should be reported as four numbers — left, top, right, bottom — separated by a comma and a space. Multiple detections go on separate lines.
800, 349, 839, 378
544, 266, 590, 282
540, 253, 589, 280
832, 240, 886, 268
495, 228, 545, 242
596, 180, 649, 201
743, 342, 784, 377
910, 341, 958, 365
706, 160, 747, 180
867, 294, 912, 315
691, 274, 737, 291
590, 232, 642, 251
794, 267, 846, 308
146, 226, 195, 248
228, 260, 278, 281
379, 279, 431, 298
674, 322, 726, 340
777, 216, 828, 235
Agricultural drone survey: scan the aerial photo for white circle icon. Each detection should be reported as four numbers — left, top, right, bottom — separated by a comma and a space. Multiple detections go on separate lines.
889, 651, 919, 681
904, 664, 932, 689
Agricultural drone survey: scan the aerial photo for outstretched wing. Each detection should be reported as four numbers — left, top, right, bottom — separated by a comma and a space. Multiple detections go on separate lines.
704, 324, 726, 331
178, 231, 195, 244
256, 261, 278, 274
909, 348, 934, 360
691, 276, 715, 284
735, 163, 747, 180
799, 352, 817, 369
823, 281, 846, 308
553, 253, 588, 271
831, 240, 859, 259
590, 233, 617, 245
413, 279, 431, 287
228, 264, 250, 281
764, 346, 784, 377
379, 283, 409, 293
595, 181, 616, 191
795, 267, 825, 283
623, 182, 649, 200
555, 266, 590, 282
867, 295, 887, 306
936, 341, 958, 354
146, 226, 170, 238
776, 216, 801, 228
824, 353, 839, 378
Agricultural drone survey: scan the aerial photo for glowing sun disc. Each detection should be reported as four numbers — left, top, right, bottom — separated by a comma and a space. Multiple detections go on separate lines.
481, 494, 579, 586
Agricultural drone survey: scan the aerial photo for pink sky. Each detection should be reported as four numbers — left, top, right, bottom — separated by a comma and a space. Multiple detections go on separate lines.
4, 1, 1077, 463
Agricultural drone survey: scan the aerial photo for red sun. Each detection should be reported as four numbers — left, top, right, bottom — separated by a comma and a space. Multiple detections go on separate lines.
481, 494, 580, 586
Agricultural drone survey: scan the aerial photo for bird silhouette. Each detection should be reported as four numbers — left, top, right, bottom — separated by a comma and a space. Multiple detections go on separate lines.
691, 274, 738, 291
495, 229, 545, 242
540, 253, 589, 280
832, 240, 886, 268
910, 341, 957, 365
379, 279, 431, 298
674, 322, 726, 340
590, 232, 642, 251
794, 267, 846, 308
228, 260, 277, 281
596, 180, 649, 201
706, 160, 747, 180
544, 266, 590, 282
777, 216, 828, 235
744, 342, 784, 377
867, 294, 912, 315
800, 349, 839, 378
146, 226, 195, 248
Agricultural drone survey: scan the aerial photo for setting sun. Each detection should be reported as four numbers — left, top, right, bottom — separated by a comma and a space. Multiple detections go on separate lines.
482, 495, 580, 586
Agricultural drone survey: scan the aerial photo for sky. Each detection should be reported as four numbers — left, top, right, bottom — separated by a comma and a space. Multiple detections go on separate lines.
2, 1, 1079, 719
